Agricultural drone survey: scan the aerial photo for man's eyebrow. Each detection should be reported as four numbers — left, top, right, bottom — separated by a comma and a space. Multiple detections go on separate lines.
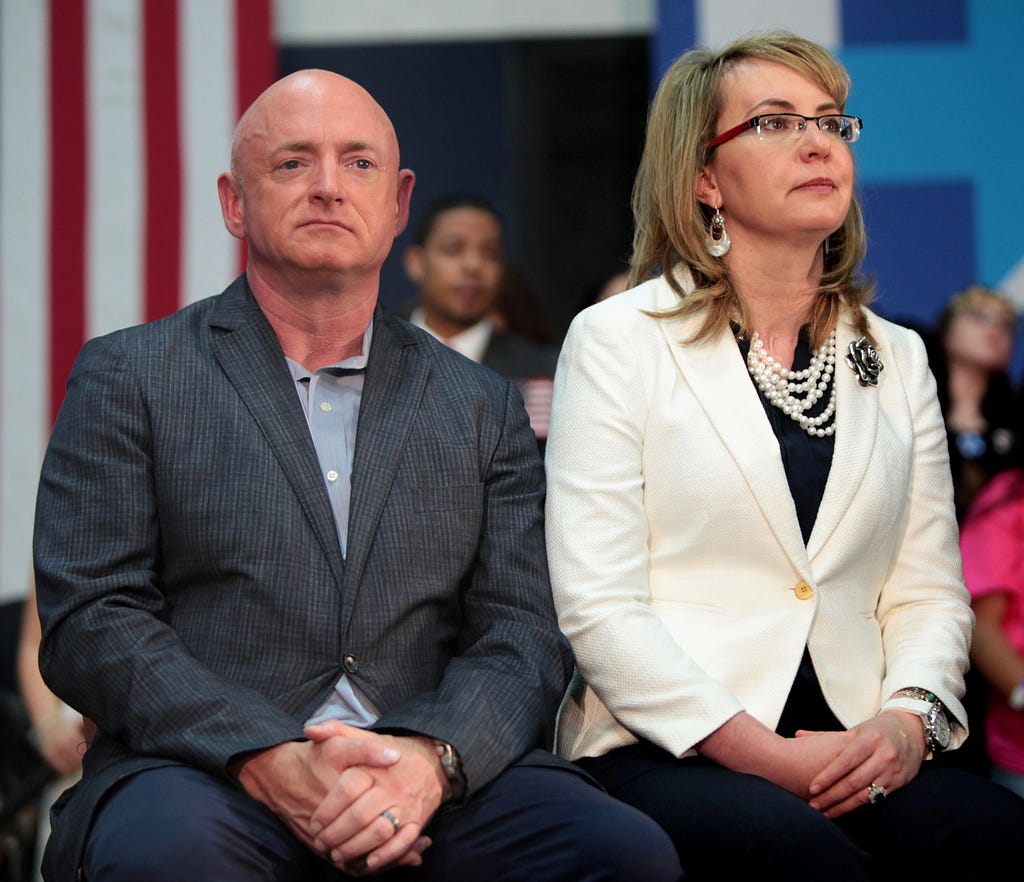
272, 141, 315, 154
343, 140, 374, 151
270, 141, 382, 154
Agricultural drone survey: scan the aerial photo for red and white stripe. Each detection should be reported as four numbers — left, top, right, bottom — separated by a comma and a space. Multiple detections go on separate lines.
520, 377, 554, 440
0, 0, 274, 602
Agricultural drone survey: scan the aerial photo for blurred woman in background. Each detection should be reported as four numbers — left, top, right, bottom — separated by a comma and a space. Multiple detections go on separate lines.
931, 285, 1017, 521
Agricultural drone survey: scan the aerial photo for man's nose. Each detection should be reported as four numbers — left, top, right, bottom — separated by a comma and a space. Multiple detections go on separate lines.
462, 249, 486, 272
311, 163, 344, 202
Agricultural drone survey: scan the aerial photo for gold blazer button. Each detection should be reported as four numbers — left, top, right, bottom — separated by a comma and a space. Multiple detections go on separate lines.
794, 580, 814, 600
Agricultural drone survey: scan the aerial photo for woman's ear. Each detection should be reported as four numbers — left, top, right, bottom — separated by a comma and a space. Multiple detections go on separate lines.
695, 166, 720, 209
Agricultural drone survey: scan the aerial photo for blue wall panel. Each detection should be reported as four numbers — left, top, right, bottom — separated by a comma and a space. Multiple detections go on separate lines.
842, 0, 967, 45
860, 180, 975, 326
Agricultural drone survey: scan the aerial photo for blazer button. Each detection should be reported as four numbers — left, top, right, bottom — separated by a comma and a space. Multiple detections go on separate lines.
794, 580, 814, 600
344, 654, 359, 673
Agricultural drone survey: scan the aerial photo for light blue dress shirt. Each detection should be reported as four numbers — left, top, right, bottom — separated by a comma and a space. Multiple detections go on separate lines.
286, 322, 378, 727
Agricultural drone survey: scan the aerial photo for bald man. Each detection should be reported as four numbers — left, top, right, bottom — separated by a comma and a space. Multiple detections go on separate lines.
33, 71, 682, 882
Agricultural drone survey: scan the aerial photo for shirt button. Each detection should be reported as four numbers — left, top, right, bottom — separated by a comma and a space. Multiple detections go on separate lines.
326, 469, 339, 483
344, 654, 359, 673
320, 402, 332, 412
794, 580, 814, 600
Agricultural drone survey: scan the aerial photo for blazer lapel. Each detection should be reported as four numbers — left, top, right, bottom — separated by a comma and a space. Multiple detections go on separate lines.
806, 320, 880, 561
207, 277, 346, 591
341, 310, 428, 622
658, 312, 811, 575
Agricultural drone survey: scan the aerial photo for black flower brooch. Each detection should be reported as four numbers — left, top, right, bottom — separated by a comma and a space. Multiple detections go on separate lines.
845, 337, 883, 387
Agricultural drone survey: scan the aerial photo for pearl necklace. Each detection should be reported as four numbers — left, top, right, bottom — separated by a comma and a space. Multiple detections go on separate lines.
746, 329, 837, 437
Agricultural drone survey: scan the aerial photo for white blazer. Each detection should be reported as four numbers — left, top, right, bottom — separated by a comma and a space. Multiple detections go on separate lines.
545, 273, 973, 762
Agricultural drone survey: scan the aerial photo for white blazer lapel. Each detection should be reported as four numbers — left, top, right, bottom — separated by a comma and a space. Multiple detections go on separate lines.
657, 313, 811, 574
806, 319, 880, 561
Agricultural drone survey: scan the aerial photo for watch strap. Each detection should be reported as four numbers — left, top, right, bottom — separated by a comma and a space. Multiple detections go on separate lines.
880, 696, 934, 716
890, 686, 941, 705
434, 740, 467, 803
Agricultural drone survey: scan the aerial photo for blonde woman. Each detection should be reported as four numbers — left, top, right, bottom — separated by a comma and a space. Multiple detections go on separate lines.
546, 31, 1024, 880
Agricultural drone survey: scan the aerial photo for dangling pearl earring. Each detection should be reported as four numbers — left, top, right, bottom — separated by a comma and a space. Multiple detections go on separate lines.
705, 207, 730, 257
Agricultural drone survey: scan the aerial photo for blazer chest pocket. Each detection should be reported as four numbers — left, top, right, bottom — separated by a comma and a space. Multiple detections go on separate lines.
415, 483, 483, 513
388, 483, 484, 571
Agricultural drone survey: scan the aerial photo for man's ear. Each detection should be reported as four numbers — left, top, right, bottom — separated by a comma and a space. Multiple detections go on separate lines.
217, 173, 246, 240
403, 244, 425, 284
393, 169, 416, 237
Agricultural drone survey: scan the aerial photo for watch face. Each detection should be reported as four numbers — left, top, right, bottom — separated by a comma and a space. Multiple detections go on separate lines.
929, 705, 951, 749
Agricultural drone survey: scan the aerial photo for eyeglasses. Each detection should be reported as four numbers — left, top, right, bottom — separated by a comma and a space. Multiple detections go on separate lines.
709, 114, 863, 148
961, 306, 1018, 335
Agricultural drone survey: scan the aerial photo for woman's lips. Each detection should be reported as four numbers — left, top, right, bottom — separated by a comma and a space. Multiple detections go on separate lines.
795, 177, 836, 191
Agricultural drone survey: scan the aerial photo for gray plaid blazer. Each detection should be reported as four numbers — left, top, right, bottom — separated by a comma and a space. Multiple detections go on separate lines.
34, 275, 575, 879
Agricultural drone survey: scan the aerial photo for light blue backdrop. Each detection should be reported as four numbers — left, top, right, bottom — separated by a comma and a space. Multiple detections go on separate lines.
657, 0, 1022, 372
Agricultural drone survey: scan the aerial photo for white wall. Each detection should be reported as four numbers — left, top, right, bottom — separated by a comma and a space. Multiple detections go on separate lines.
274, 0, 654, 44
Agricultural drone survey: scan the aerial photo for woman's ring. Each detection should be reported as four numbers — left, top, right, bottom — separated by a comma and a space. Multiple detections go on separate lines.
867, 783, 887, 805
380, 809, 400, 833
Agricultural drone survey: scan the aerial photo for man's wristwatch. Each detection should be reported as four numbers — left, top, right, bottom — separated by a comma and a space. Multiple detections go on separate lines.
891, 687, 951, 754
434, 740, 467, 803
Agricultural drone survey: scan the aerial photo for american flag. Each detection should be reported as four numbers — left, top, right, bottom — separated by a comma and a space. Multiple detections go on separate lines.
0, 0, 275, 602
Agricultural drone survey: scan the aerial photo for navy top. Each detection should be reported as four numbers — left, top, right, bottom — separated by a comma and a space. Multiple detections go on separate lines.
737, 326, 843, 736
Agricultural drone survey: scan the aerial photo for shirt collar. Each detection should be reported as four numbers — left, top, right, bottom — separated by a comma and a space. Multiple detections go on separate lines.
285, 318, 374, 382
409, 307, 492, 364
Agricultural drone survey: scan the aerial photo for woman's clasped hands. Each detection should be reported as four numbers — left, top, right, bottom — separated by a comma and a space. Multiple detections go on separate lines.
800, 711, 927, 817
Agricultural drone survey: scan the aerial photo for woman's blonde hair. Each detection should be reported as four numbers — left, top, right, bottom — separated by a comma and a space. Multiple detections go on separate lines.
938, 285, 1017, 341
630, 30, 874, 346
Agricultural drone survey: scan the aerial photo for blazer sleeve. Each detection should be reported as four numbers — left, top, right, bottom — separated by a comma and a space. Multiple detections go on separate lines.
34, 334, 304, 776
372, 377, 574, 793
545, 305, 744, 756
874, 326, 973, 735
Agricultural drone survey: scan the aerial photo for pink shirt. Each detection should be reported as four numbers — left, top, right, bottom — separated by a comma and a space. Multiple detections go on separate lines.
960, 469, 1024, 773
